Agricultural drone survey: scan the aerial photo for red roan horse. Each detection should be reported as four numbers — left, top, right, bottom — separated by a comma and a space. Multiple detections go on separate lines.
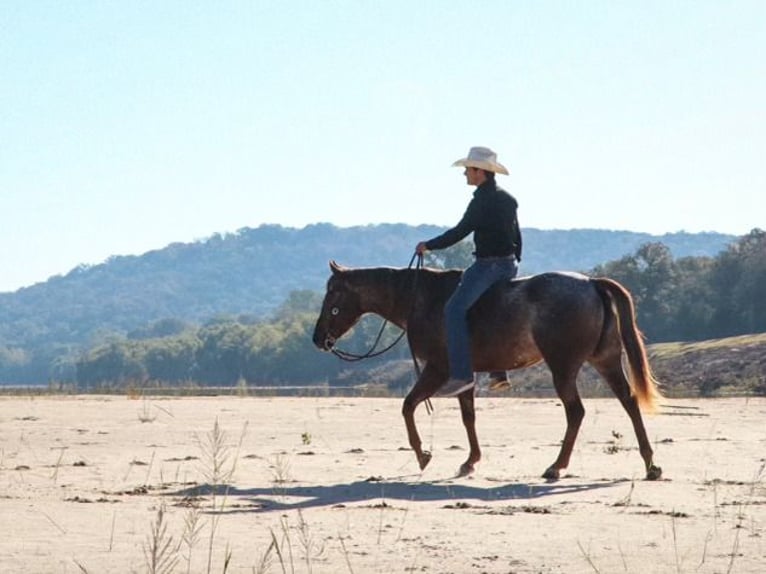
313, 261, 662, 480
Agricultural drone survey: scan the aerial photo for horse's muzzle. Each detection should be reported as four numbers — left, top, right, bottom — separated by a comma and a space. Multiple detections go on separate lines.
312, 330, 336, 351
322, 335, 336, 351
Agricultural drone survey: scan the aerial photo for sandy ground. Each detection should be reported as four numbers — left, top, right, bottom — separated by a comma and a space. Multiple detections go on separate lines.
0, 394, 765, 574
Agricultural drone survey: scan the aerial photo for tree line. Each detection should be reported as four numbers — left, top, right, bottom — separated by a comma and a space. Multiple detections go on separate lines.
0, 225, 734, 384
75, 290, 411, 387
591, 228, 766, 341
73, 229, 765, 388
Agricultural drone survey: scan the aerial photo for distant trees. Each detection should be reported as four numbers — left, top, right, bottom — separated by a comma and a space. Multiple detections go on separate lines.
423, 241, 474, 269
0, 345, 29, 381
74, 295, 408, 388
143, 335, 200, 382
2, 226, 764, 387
592, 229, 766, 342
69, 229, 766, 388
709, 229, 766, 336
77, 340, 147, 385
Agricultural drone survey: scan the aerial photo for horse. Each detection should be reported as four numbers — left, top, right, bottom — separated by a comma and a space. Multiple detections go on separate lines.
312, 260, 663, 481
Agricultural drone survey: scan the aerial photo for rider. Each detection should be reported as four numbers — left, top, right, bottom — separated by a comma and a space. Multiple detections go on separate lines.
415, 146, 522, 397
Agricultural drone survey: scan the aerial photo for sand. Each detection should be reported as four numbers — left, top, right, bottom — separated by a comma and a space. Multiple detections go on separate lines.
1, 394, 765, 573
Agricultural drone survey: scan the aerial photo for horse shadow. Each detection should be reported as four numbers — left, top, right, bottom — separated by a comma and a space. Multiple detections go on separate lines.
168, 475, 625, 514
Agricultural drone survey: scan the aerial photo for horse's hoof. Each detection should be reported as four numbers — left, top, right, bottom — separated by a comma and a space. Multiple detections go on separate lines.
457, 462, 475, 477
542, 466, 560, 480
418, 450, 432, 471
646, 464, 663, 481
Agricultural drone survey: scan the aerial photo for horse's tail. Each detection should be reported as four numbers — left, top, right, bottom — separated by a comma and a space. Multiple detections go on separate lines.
593, 277, 662, 412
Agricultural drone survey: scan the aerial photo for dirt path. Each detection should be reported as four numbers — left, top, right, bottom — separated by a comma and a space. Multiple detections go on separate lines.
1, 396, 764, 573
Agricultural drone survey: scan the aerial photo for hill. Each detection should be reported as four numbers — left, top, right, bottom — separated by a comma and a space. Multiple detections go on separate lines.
0, 224, 737, 383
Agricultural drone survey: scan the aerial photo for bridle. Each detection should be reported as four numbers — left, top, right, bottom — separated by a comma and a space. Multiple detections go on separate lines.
330, 253, 423, 377
328, 252, 433, 413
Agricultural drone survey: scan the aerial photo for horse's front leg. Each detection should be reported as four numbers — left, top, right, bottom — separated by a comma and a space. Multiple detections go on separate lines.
457, 390, 481, 476
401, 363, 444, 471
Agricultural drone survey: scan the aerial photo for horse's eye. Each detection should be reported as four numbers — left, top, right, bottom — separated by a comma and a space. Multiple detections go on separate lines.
331, 307, 340, 316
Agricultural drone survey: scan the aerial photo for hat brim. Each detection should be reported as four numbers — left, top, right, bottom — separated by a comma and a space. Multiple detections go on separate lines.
452, 158, 509, 175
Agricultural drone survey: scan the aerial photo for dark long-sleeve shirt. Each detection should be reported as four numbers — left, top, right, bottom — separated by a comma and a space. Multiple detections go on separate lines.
425, 180, 522, 260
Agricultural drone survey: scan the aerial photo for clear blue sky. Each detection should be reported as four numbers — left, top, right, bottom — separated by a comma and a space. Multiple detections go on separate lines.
2, 1, 764, 293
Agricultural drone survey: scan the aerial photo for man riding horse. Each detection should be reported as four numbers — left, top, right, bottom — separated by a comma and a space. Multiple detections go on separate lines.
416, 146, 521, 396
314, 145, 663, 479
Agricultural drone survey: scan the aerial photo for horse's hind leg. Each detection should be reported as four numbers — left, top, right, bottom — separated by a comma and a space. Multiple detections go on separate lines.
544, 366, 585, 480
592, 360, 662, 480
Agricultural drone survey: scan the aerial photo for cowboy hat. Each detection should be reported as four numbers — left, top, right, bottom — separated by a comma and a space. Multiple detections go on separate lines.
451, 146, 509, 175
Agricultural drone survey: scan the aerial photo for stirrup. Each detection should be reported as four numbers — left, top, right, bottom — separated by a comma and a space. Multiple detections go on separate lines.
488, 373, 511, 392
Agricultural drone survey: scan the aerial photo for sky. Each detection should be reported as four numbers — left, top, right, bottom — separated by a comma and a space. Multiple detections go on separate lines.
1, 1, 764, 293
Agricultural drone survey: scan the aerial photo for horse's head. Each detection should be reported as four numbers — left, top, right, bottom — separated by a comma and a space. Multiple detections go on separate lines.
312, 260, 365, 351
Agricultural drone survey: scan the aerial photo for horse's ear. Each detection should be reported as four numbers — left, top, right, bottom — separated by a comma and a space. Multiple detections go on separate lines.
329, 260, 345, 274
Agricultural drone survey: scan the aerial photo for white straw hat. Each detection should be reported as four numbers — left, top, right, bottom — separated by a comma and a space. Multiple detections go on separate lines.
451, 146, 509, 175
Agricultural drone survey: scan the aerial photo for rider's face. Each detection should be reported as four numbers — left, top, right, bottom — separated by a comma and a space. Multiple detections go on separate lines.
464, 167, 486, 186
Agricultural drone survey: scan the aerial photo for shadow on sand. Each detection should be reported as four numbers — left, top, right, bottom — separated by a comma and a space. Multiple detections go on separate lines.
168, 475, 625, 513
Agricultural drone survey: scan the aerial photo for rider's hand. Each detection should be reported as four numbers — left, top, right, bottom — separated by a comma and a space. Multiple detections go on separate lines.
415, 242, 428, 255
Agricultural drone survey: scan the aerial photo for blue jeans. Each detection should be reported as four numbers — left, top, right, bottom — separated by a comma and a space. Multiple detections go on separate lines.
444, 256, 518, 380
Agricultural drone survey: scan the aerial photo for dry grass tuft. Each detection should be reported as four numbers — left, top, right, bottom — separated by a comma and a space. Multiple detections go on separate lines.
143, 504, 178, 574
